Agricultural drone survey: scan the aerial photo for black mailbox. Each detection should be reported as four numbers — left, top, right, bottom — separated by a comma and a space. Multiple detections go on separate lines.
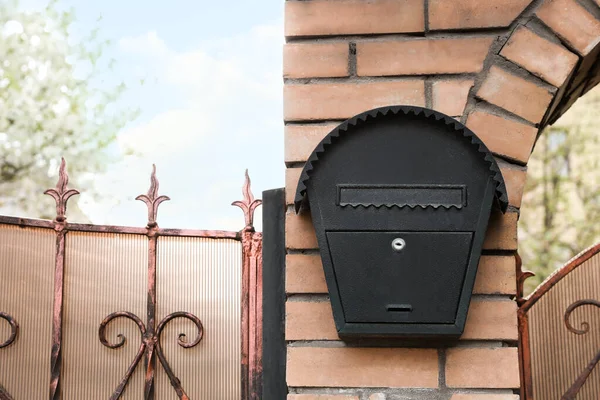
294, 106, 508, 338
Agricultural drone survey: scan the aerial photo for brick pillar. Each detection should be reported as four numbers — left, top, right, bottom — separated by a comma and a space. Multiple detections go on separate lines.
282, 0, 600, 399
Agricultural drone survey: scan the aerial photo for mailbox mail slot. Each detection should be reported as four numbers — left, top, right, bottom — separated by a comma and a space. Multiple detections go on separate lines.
337, 184, 467, 208
295, 106, 508, 338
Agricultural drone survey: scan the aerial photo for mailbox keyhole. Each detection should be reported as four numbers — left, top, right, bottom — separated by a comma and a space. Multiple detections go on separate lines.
391, 237, 406, 252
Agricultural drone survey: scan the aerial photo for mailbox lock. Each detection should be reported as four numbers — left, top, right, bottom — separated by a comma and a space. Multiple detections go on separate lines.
391, 238, 406, 252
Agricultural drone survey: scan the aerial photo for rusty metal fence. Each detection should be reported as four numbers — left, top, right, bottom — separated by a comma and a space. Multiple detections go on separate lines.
518, 245, 600, 400
0, 159, 263, 400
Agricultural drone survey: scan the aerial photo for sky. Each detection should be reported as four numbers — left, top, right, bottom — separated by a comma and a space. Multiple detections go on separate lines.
21, 0, 285, 231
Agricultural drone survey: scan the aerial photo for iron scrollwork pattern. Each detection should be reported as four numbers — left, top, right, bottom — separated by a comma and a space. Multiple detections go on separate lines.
0, 312, 18, 349
562, 299, 600, 400
99, 166, 204, 399
99, 312, 203, 400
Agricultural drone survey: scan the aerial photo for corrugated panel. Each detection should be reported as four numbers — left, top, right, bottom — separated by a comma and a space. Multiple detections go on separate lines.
155, 236, 242, 400
62, 232, 147, 399
529, 253, 600, 399
0, 223, 55, 398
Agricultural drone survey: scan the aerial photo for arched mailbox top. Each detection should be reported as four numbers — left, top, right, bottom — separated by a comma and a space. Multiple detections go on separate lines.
294, 105, 508, 214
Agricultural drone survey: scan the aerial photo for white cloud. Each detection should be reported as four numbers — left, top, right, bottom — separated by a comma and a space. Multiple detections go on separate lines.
118, 108, 214, 155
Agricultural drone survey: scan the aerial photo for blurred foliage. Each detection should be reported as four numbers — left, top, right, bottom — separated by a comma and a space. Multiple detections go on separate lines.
519, 86, 600, 294
0, 0, 136, 219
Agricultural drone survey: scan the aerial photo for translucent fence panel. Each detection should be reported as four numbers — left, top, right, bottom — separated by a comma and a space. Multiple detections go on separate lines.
0, 224, 55, 398
61, 231, 148, 399
155, 236, 242, 400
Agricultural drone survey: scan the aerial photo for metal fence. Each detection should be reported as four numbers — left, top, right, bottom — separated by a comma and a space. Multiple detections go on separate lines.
0, 159, 263, 400
518, 245, 600, 400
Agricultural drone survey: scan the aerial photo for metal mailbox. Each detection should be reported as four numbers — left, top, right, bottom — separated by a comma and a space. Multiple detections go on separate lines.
294, 106, 508, 338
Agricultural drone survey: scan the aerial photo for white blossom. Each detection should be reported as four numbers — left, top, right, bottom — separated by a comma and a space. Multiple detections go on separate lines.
0, 0, 135, 220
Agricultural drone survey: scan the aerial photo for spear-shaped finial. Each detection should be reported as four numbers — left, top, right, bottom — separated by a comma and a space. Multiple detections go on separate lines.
44, 158, 80, 223
232, 169, 262, 228
136, 164, 170, 228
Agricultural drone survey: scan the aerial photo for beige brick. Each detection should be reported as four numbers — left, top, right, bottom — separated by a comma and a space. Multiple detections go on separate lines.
284, 43, 349, 79
473, 256, 517, 295
285, 0, 424, 37
462, 300, 518, 340
357, 38, 492, 76
446, 348, 520, 388
466, 110, 538, 164
483, 211, 518, 250
499, 163, 527, 208
451, 394, 519, 400
284, 81, 425, 121
286, 301, 338, 340
288, 395, 359, 400
285, 124, 337, 163
536, 0, 600, 56
432, 79, 474, 117
476, 66, 554, 124
429, 0, 531, 30
286, 254, 516, 295
286, 210, 318, 249
286, 254, 328, 294
287, 347, 438, 388
501, 26, 579, 87
286, 167, 303, 205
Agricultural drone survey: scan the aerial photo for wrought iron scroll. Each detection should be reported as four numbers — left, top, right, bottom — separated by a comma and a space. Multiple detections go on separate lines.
0, 384, 14, 400
99, 165, 204, 400
0, 312, 18, 349
0, 311, 18, 399
233, 170, 263, 400
561, 299, 600, 400
44, 158, 80, 399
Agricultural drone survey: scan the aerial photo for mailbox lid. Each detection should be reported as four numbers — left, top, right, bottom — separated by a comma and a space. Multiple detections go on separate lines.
326, 231, 474, 324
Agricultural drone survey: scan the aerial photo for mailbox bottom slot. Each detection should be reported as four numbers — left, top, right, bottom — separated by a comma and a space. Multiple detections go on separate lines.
326, 231, 474, 324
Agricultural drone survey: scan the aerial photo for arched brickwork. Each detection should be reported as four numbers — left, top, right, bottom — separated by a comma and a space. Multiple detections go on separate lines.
462, 0, 600, 212
282, 0, 600, 398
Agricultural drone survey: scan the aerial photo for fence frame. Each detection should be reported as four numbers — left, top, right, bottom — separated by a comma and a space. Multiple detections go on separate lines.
517, 244, 600, 400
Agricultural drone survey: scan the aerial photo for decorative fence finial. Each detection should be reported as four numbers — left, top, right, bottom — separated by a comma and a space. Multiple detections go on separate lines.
44, 158, 80, 223
232, 169, 262, 229
136, 165, 170, 228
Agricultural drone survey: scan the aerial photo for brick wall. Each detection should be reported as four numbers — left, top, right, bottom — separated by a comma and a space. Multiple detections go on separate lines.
282, 0, 600, 399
